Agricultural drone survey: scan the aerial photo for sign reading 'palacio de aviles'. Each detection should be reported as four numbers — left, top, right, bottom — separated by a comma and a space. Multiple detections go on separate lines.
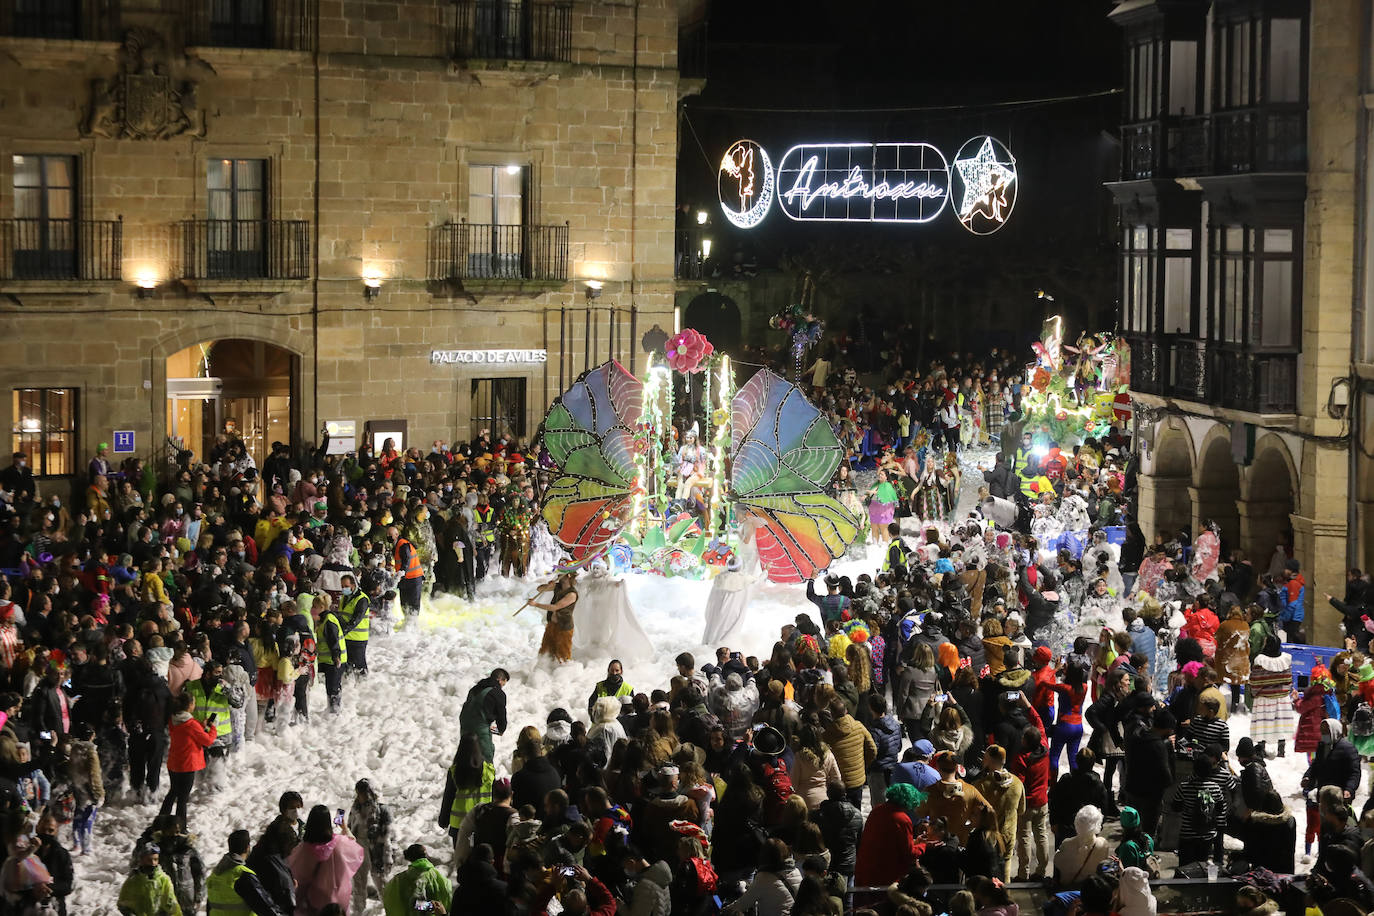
717, 135, 1017, 235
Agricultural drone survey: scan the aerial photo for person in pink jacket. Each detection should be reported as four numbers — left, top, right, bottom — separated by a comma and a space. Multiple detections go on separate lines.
286, 804, 365, 915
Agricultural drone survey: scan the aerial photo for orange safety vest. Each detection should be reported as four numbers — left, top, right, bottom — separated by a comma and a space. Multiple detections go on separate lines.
395, 537, 423, 579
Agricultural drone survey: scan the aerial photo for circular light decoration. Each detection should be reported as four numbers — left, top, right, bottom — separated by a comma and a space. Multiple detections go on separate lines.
950, 135, 1018, 235
718, 139, 775, 229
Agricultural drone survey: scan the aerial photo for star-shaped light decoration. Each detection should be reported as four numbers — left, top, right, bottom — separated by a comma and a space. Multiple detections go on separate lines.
954, 137, 1017, 232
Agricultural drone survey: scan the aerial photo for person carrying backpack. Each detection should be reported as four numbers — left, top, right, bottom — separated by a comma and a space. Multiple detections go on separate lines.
1174, 753, 1227, 869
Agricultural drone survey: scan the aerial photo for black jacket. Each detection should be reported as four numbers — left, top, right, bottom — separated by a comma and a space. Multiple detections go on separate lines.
124, 667, 172, 735
511, 754, 562, 812
1049, 769, 1109, 831
455, 858, 507, 913
1122, 731, 1174, 797
36, 833, 73, 916
245, 845, 295, 916
212, 854, 287, 916
816, 797, 864, 877
1305, 738, 1362, 797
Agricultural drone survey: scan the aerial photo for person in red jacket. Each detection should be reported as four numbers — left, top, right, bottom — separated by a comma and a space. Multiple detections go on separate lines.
1008, 694, 1051, 881
1030, 646, 1058, 730
855, 782, 925, 886
158, 691, 218, 825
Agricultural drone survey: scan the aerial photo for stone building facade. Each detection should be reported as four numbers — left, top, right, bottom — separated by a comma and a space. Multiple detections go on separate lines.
1109, 0, 1368, 644
0, 0, 686, 480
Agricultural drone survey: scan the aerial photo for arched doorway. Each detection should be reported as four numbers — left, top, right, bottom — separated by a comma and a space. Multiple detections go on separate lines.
166, 339, 297, 468
1242, 441, 1296, 572
1195, 433, 1241, 554
683, 291, 742, 355
1142, 426, 1192, 542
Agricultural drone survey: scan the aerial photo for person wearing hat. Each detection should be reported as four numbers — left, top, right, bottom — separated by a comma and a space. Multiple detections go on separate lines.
805, 573, 851, 625
891, 739, 940, 792
855, 782, 925, 886
118, 840, 180, 916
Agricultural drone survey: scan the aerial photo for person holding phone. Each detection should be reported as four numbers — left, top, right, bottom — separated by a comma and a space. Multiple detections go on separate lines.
287, 805, 364, 914
159, 692, 217, 824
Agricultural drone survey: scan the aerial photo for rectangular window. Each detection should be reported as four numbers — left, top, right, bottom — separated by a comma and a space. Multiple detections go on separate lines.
12, 0, 78, 39
1257, 229, 1297, 348
1169, 41, 1198, 115
1132, 41, 1158, 120
467, 163, 527, 278
1267, 18, 1302, 103
1214, 226, 1248, 344
1223, 20, 1253, 108
206, 158, 266, 278
11, 388, 77, 478
1164, 227, 1194, 336
470, 377, 527, 441
11, 154, 76, 279
208, 0, 269, 48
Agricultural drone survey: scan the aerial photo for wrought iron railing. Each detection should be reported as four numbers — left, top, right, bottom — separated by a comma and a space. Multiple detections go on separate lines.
0, 217, 122, 280
1125, 333, 1163, 396
1167, 114, 1210, 176
1122, 121, 1160, 180
1211, 345, 1298, 413
1125, 332, 1298, 414
1121, 107, 1304, 178
1213, 106, 1306, 173
1168, 337, 1208, 401
428, 221, 569, 282
184, 0, 315, 51
452, 0, 572, 62
179, 219, 310, 281
0, 0, 120, 40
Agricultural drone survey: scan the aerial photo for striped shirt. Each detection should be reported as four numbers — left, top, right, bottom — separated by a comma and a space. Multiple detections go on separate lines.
1187, 716, 1230, 753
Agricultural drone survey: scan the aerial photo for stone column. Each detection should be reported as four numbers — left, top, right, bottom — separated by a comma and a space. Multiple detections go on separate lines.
1138, 475, 1190, 543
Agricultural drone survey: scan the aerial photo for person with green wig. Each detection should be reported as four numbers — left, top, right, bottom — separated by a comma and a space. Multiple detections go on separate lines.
854, 781, 927, 886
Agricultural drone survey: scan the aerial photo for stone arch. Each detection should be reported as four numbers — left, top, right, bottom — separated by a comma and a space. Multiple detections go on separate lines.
1193, 425, 1242, 555
1140, 423, 1194, 542
1240, 434, 1297, 568
151, 315, 314, 461
682, 291, 742, 355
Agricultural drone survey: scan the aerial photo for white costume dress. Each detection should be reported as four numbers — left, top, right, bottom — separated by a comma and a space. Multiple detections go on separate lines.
573, 567, 654, 661
702, 566, 753, 647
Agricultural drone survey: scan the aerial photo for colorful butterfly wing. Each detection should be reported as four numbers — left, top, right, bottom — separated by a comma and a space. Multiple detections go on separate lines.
540, 361, 643, 559
731, 369, 859, 581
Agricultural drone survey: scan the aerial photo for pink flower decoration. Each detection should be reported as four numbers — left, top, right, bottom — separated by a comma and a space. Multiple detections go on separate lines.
664, 328, 714, 374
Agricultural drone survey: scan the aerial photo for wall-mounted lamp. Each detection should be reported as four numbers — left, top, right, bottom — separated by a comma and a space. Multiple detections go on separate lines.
1035, 289, 1055, 302
505, 164, 523, 176
701, 238, 712, 260
584, 279, 603, 301
696, 210, 708, 225
363, 275, 383, 300
135, 275, 158, 300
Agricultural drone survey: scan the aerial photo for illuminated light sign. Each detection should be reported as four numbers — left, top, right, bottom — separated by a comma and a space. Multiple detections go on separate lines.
431, 349, 548, 365
716, 135, 1017, 234
951, 135, 1018, 235
718, 139, 775, 229
776, 142, 949, 223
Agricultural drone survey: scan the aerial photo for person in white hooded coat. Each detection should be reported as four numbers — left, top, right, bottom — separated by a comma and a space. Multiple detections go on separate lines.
1116, 865, 1158, 916
587, 696, 626, 768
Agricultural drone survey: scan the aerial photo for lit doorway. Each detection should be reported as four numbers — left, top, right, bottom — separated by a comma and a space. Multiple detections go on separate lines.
166, 339, 296, 468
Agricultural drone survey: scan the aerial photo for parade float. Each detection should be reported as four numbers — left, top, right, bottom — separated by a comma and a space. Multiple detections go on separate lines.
536, 329, 860, 582
1019, 315, 1133, 446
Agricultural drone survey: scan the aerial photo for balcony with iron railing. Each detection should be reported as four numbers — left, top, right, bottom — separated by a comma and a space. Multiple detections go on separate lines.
184, 0, 314, 51
1120, 107, 1304, 180
0, 217, 122, 282
0, 0, 120, 40
428, 221, 569, 286
179, 219, 310, 283
452, 0, 572, 63
1125, 333, 1297, 415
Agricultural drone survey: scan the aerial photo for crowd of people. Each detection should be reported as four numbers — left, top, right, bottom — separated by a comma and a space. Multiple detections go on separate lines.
0, 337, 1364, 916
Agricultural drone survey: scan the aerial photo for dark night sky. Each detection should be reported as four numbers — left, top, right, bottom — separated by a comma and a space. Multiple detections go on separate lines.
679, 0, 1126, 339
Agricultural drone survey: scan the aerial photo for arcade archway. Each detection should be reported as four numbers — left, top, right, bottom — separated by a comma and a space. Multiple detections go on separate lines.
166, 339, 298, 468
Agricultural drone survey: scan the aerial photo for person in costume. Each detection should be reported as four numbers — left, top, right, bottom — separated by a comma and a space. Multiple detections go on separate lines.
574, 563, 653, 661
866, 469, 900, 545
532, 570, 578, 664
